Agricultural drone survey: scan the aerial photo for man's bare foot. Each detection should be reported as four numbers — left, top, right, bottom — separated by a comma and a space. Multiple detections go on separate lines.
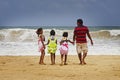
39, 62, 42, 64
79, 62, 82, 65
82, 61, 86, 65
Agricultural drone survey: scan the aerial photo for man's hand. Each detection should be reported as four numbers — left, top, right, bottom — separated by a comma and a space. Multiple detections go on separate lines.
91, 40, 93, 46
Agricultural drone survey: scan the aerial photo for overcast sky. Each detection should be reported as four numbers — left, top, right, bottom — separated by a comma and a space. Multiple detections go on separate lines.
0, 0, 120, 26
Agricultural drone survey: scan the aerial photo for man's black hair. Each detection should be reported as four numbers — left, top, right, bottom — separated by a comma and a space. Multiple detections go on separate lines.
77, 19, 83, 25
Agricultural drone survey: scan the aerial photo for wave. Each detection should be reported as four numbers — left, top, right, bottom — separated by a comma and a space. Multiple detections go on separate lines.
0, 28, 65, 42
0, 28, 37, 42
91, 30, 120, 39
0, 28, 120, 42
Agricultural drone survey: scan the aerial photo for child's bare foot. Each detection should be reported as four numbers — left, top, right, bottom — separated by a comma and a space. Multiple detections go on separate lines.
64, 63, 68, 65
60, 62, 63, 66
42, 63, 46, 65
60, 64, 63, 66
51, 63, 55, 65
39, 62, 46, 65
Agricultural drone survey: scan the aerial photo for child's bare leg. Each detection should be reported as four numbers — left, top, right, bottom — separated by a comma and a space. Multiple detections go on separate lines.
78, 53, 82, 64
42, 50, 45, 64
39, 50, 43, 64
41, 50, 44, 62
82, 52, 87, 64
39, 55, 42, 64
39, 50, 45, 65
50, 54, 53, 65
60, 54, 63, 65
51, 54, 55, 65
53, 54, 55, 64
64, 55, 67, 65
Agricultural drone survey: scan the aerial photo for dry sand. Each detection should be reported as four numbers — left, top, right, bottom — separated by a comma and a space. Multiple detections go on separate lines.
0, 55, 120, 80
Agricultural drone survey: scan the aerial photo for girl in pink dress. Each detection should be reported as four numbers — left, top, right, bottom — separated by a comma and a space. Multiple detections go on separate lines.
59, 32, 74, 65
36, 28, 46, 65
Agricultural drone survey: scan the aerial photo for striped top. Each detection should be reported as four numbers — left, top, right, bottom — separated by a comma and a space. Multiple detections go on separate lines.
74, 26, 89, 43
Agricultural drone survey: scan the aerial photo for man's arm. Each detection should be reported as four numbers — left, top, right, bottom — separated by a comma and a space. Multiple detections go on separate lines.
73, 34, 75, 42
73, 28, 76, 42
87, 31, 93, 45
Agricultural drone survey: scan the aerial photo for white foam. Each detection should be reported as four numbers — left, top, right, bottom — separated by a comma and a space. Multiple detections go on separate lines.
109, 30, 120, 36
0, 28, 120, 55
0, 39, 120, 56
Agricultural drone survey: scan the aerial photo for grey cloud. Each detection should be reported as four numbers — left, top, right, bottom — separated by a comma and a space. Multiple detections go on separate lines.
0, 0, 120, 26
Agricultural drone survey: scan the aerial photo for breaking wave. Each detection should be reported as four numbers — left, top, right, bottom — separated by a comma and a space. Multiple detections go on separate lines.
91, 30, 120, 39
0, 28, 120, 42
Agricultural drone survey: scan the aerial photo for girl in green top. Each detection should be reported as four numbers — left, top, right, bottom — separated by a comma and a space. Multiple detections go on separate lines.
46, 30, 57, 65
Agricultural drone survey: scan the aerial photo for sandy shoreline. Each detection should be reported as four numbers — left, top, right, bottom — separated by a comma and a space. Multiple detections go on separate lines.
0, 55, 120, 80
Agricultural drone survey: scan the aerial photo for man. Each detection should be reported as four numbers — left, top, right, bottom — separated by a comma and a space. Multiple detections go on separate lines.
73, 19, 93, 64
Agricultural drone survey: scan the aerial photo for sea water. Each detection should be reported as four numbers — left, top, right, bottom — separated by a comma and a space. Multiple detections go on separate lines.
0, 26, 120, 56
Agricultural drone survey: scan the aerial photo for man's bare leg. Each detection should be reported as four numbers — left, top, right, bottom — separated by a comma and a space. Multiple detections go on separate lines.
78, 53, 82, 64
82, 52, 87, 64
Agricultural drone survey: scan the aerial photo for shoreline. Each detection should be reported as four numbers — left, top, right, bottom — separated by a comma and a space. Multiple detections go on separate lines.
0, 54, 120, 56
0, 55, 120, 80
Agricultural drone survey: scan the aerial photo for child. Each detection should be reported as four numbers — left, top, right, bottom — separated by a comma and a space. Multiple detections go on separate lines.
36, 28, 46, 65
46, 30, 57, 65
59, 32, 74, 65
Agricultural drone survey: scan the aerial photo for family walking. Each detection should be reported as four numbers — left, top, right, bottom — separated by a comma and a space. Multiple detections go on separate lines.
36, 19, 93, 65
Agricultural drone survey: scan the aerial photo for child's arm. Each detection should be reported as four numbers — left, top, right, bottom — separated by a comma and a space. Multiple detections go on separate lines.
46, 40, 50, 45
40, 36, 45, 49
56, 40, 57, 44
43, 35, 45, 41
59, 40, 64, 45
67, 40, 74, 45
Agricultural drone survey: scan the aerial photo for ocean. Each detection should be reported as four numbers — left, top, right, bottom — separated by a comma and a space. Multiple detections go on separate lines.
0, 26, 120, 56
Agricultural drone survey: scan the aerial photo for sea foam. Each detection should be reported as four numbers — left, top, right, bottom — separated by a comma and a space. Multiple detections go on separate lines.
0, 28, 120, 55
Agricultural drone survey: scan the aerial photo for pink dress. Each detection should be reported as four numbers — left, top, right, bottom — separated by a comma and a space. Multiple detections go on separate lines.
38, 35, 45, 52
59, 41, 68, 55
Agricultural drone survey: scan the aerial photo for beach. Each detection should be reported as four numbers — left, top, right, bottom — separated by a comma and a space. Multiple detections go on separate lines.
0, 55, 120, 80
0, 26, 120, 80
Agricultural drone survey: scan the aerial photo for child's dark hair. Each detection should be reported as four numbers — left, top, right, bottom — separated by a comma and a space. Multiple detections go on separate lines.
63, 32, 68, 37
50, 30, 55, 36
36, 28, 43, 37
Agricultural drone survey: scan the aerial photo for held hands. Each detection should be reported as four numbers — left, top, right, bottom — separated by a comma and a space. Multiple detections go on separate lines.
69, 40, 75, 45
71, 42, 74, 45
72, 41, 75, 45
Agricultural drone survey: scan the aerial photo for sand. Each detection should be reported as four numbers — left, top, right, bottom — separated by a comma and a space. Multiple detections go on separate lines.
0, 55, 120, 80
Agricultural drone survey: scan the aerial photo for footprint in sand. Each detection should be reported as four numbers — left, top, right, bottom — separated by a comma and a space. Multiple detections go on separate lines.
0, 62, 6, 65
29, 64, 34, 66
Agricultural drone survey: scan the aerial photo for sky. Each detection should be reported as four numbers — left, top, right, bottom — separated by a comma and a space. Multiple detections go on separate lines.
0, 0, 120, 26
